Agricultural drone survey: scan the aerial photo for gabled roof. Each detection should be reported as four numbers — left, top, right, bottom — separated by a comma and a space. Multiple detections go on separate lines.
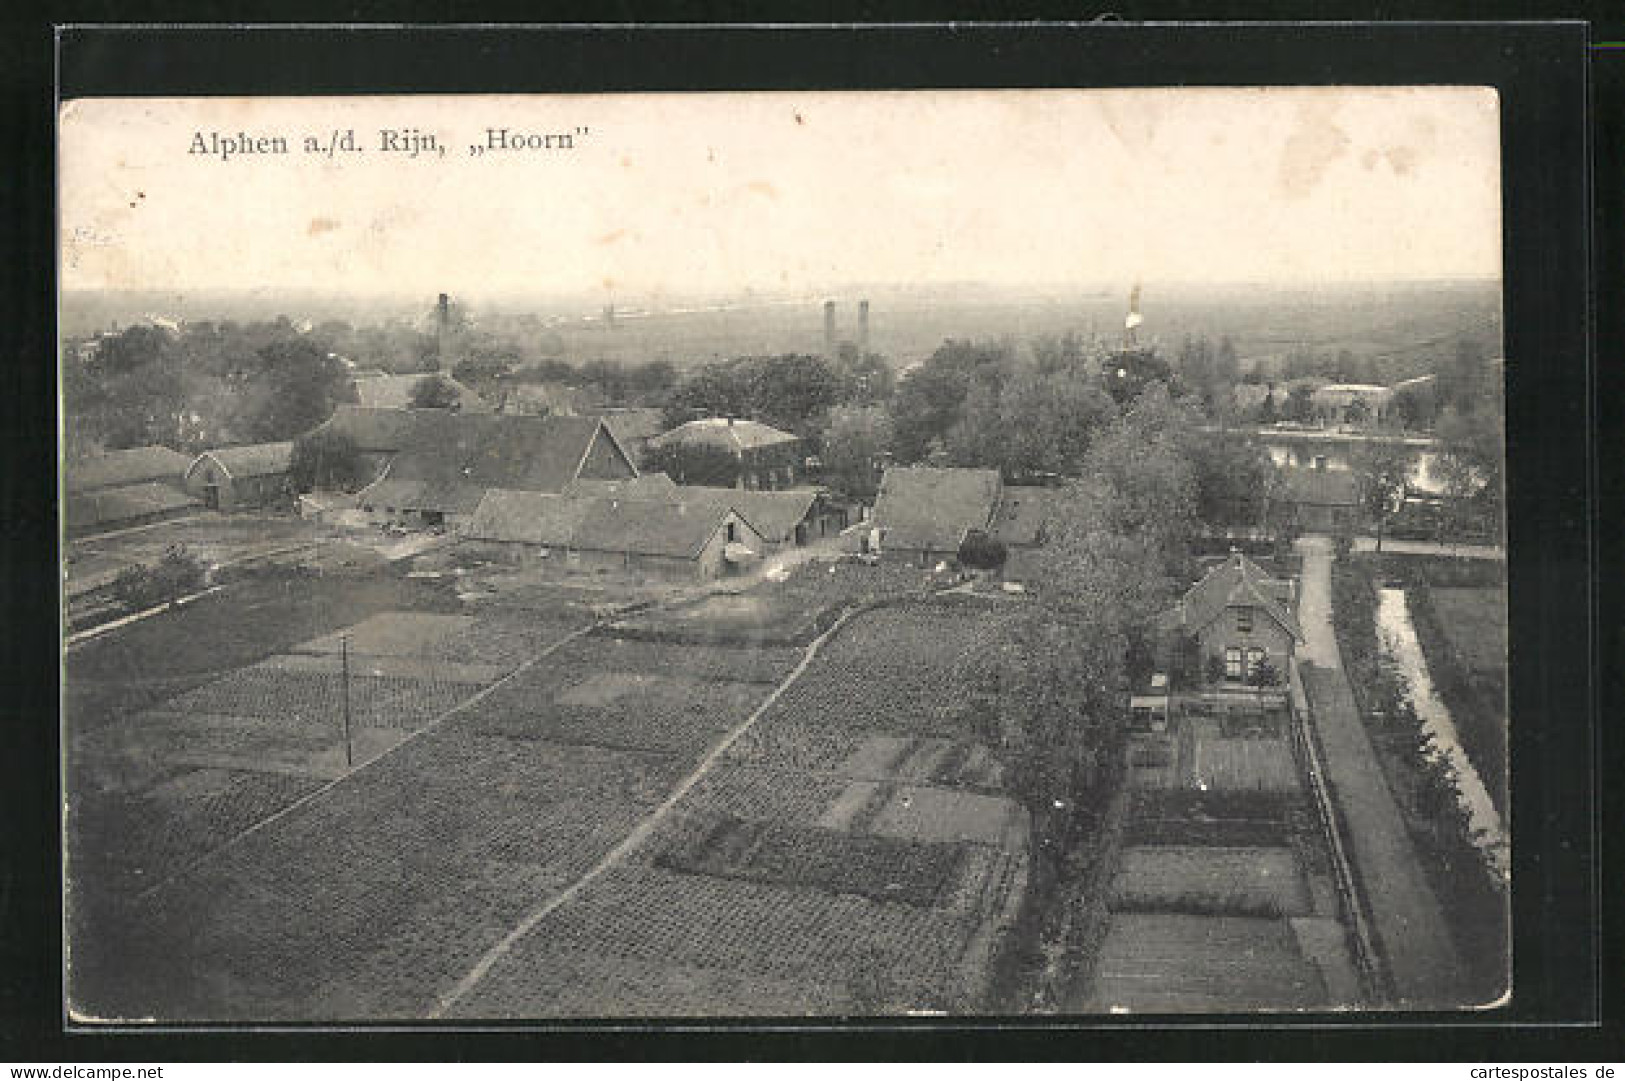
192, 442, 294, 479
872, 467, 1002, 552
591, 407, 667, 447
352, 413, 635, 514
674, 486, 819, 545
65, 481, 200, 532
466, 489, 747, 559
991, 485, 1061, 547
563, 473, 680, 500
465, 490, 600, 547
352, 373, 491, 412
1167, 550, 1303, 642
648, 417, 800, 454
1280, 467, 1360, 507
65, 446, 191, 493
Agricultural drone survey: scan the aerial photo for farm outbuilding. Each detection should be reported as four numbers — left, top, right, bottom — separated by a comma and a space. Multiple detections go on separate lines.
351, 412, 639, 529
1279, 467, 1361, 533
647, 416, 803, 490
870, 466, 1003, 566
462, 489, 764, 581
184, 442, 295, 510
63, 446, 199, 536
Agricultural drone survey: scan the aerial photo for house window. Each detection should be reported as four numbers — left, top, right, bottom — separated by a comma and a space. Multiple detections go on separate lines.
1247, 647, 1265, 678
1236, 609, 1253, 633
1224, 647, 1243, 682
726, 521, 737, 543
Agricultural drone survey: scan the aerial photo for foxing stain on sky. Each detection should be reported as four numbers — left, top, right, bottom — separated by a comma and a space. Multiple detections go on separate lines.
59, 88, 1502, 298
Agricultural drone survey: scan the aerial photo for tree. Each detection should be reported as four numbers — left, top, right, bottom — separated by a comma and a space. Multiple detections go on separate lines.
1192, 431, 1281, 536
820, 404, 893, 501
1354, 442, 1412, 552
642, 442, 741, 487
1284, 384, 1316, 423
1256, 389, 1279, 425
289, 429, 366, 493
1344, 396, 1373, 428
957, 529, 1008, 572
889, 339, 1016, 462
409, 374, 462, 410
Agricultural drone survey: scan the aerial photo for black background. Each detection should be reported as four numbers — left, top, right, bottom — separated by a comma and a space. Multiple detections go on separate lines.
3, 7, 1615, 1063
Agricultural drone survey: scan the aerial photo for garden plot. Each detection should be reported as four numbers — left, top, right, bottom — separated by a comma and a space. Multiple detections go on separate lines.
454, 666, 767, 756
667, 763, 850, 830
447, 861, 997, 1018
68, 765, 324, 894
837, 735, 1005, 789
163, 663, 482, 731
1089, 913, 1324, 1012
1187, 734, 1300, 794
119, 730, 700, 1020
569, 635, 803, 685
294, 612, 476, 657
1426, 587, 1506, 674
447, 940, 853, 1018
867, 785, 1027, 849
84, 707, 409, 780
654, 813, 969, 907
1109, 845, 1311, 918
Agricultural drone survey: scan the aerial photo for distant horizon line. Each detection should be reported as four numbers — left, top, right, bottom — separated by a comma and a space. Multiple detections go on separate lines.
63, 275, 1504, 300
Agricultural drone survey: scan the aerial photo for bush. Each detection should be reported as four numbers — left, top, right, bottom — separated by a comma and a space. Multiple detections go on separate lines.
957, 529, 1008, 571
110, 545, 208, 612
289, 429, 366, 493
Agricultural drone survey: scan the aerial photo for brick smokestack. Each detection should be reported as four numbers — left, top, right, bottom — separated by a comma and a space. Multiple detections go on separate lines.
857, 299, 870, 356
823, 300, 837, 357
435, 293, 450, 371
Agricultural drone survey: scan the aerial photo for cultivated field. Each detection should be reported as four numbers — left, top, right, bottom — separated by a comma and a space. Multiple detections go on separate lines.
1426, 587, 1506, 674
68, 578, 1033, 1020
445, 596, 1032, 1018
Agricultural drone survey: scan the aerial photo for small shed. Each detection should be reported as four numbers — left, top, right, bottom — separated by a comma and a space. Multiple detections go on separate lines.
184, 442, 295, 510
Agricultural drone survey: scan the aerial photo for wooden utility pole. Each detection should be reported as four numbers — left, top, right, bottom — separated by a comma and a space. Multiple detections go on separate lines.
341, 633, 353, 768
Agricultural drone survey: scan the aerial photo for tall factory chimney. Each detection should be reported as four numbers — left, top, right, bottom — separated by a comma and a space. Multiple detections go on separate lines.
857, 299, 870, 355
823, 300, 837, 357
434, 292, 451, 370
1123, 283, 1144, 348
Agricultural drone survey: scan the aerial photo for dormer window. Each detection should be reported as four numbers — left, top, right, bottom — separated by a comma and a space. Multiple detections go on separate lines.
1236, 609, 1253, 633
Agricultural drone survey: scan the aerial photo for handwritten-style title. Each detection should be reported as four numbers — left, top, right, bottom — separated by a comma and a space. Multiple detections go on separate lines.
186, 126, 591, 162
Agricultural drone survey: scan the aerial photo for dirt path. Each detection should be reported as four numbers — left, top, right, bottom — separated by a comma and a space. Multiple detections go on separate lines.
1294, 535, 1464, 1007
429, 604, 863, 1018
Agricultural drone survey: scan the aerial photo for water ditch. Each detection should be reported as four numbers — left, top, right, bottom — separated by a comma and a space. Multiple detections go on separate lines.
1374, 587, 1509, 882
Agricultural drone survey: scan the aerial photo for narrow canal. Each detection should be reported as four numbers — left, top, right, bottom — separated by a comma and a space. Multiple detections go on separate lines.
1374, 587, 1509, 882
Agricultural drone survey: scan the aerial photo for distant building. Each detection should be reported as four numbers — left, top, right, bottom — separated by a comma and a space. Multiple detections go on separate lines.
1279, 466, 1361, 533
674, 486, 848, 551
1310, 383, 1393, 427
1160, 550, 1303, 687
63, 446, 199, 536
647, 417, 802, 490
462, 489, 765, 580
344, 412, 638, 529
183, 442, 295, 510
870, 466, 1003, 565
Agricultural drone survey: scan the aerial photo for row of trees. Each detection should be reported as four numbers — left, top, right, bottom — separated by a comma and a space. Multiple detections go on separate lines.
64, 320, 357, 456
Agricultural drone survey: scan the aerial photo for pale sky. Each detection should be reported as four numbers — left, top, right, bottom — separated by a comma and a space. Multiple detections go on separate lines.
59, 88, 1502, 299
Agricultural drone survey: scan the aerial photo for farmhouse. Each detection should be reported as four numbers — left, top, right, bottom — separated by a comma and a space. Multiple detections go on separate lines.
350, 412, 638, 528
647, 417, 802, 490
1162, 550, 1302, 687
63, 446, 200, 536
870, 466, 1003, 565
1310, 383, 1392, 427
674, 487, 848, 551
183, 442, 294, 510
462, 489, 764, 580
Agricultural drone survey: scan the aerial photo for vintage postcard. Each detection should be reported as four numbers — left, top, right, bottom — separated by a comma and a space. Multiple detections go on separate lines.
60, 88, 1509, 1021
